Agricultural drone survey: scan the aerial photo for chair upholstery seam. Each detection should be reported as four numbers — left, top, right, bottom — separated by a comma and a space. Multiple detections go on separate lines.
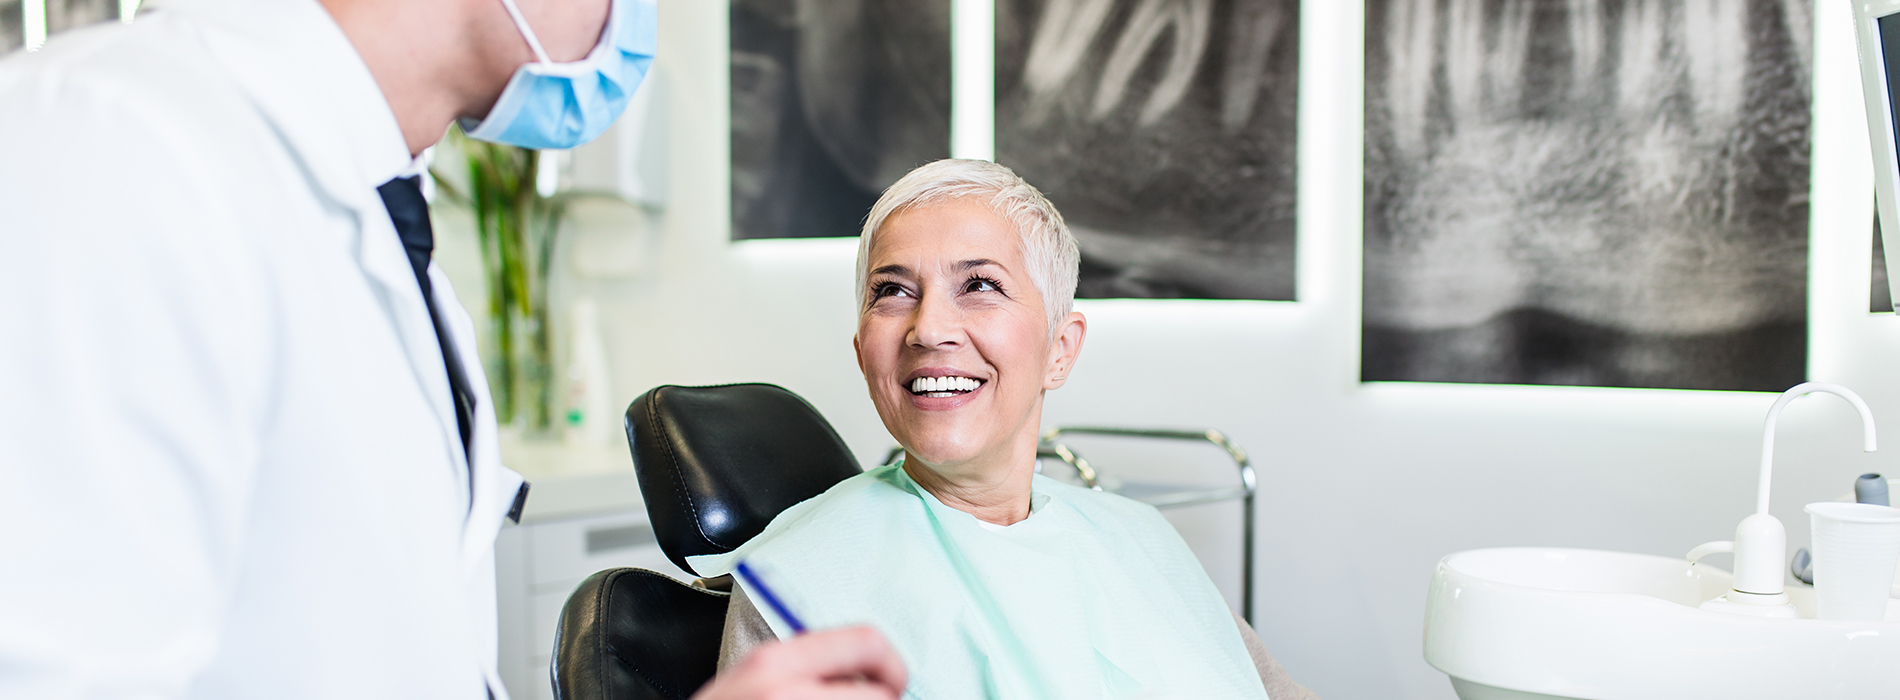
648, 389, 720, 556
612, 642, 684, 700
591, 571, 611, 700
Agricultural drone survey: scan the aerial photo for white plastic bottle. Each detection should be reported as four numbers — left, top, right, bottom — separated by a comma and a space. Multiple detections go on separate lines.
563, 298, 615, 447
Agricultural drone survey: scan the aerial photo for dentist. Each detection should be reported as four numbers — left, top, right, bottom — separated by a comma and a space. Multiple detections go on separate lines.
0, 0, 901, 698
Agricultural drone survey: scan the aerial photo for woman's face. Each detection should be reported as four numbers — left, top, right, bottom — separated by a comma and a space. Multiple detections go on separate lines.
855, 199, 1084, 478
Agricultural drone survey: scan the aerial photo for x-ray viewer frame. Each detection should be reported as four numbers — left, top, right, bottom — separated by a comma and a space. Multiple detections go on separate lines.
1855, 0, 1900, 311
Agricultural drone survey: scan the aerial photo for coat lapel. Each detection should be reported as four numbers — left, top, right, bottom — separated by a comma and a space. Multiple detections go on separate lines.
356, 204, 471, 486
430, 266, 525, 555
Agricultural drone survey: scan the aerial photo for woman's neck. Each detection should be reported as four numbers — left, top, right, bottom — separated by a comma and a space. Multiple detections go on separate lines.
902, 449, 1039, 526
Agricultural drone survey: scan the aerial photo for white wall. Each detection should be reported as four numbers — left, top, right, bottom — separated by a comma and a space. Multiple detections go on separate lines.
546, 1, 1900, 698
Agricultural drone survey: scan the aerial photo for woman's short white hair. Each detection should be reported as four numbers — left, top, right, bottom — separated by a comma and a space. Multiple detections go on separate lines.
855, 159, 1080, 334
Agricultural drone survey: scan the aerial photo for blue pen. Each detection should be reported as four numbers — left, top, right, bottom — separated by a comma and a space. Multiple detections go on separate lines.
734, 561, 808, 635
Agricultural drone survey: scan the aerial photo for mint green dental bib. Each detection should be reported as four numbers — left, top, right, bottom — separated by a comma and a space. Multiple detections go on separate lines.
689, 463, 1268, 700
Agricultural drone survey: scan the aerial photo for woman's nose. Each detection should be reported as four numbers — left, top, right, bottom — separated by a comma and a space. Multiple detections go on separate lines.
906, 291, 964, 349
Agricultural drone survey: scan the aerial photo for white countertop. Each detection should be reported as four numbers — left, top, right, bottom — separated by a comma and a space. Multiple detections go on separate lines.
499, 430, 648, 524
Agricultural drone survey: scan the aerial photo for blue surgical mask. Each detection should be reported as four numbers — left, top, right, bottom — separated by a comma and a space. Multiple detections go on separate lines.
461, 0, 656, 150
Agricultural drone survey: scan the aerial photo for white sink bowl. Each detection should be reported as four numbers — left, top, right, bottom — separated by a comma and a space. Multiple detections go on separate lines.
1424, 547, 1900, 700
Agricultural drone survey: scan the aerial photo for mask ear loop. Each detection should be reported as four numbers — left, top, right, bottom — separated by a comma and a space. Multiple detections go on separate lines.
495, 0, 554, 65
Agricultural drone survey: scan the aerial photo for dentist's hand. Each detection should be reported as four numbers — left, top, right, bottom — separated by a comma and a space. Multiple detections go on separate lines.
691, 626, 907, 700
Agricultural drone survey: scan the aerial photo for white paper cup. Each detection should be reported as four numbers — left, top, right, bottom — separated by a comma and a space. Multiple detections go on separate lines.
1806, 502, 1900, 621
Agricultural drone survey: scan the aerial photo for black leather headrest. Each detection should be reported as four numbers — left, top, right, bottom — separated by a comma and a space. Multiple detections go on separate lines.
551, 567, 729, 700
624, 384, 863, 576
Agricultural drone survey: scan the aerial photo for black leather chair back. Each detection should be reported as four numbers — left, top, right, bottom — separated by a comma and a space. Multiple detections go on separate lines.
624, 382, 864, 576
551, 568, 729, 700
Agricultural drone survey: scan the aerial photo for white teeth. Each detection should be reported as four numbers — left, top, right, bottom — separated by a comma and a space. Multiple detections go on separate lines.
910, 376, 982, 394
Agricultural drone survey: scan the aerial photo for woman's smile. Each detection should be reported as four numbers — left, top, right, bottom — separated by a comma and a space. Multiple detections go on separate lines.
903, 367, 989, 409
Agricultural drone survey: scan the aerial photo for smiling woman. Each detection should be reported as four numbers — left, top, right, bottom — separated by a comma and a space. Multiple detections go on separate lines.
687, 160, 1319, 699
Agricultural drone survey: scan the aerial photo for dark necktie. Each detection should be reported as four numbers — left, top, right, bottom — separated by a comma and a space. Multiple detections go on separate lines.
376, 176, 476, 466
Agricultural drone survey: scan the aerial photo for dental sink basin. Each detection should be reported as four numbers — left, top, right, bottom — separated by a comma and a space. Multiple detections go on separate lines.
1424, 547, 1900, 700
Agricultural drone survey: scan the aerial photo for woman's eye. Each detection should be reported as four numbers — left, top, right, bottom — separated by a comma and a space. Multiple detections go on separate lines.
872, 283, 912, 299
964, 277, 1000, 294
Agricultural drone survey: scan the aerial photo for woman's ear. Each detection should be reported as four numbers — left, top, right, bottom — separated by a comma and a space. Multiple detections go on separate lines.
1044, 311, 1087, 390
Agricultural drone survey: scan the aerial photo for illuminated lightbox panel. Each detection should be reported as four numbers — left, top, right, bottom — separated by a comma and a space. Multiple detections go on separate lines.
728, 0, 1302, 303
728, 1, 1818, 393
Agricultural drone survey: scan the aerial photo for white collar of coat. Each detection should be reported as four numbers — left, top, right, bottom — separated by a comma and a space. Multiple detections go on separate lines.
166, 0, 414, 206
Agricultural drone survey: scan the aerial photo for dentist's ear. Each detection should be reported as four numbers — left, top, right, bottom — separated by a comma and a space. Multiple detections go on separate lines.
1044, 311, 1087, 390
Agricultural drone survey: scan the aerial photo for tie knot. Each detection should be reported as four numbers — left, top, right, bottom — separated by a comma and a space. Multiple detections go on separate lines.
377, 175, 435, 276
378, 176, 432, 250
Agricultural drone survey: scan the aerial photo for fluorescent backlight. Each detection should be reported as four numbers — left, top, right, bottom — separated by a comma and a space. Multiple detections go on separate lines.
950, 0, 995, 161
24, 0, 46, 51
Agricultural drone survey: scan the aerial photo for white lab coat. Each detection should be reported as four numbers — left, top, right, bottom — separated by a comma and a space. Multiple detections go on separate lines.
0, 1, 525, 698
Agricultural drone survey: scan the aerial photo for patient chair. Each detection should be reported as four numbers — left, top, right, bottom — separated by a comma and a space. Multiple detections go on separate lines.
551, 383, 862, 700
